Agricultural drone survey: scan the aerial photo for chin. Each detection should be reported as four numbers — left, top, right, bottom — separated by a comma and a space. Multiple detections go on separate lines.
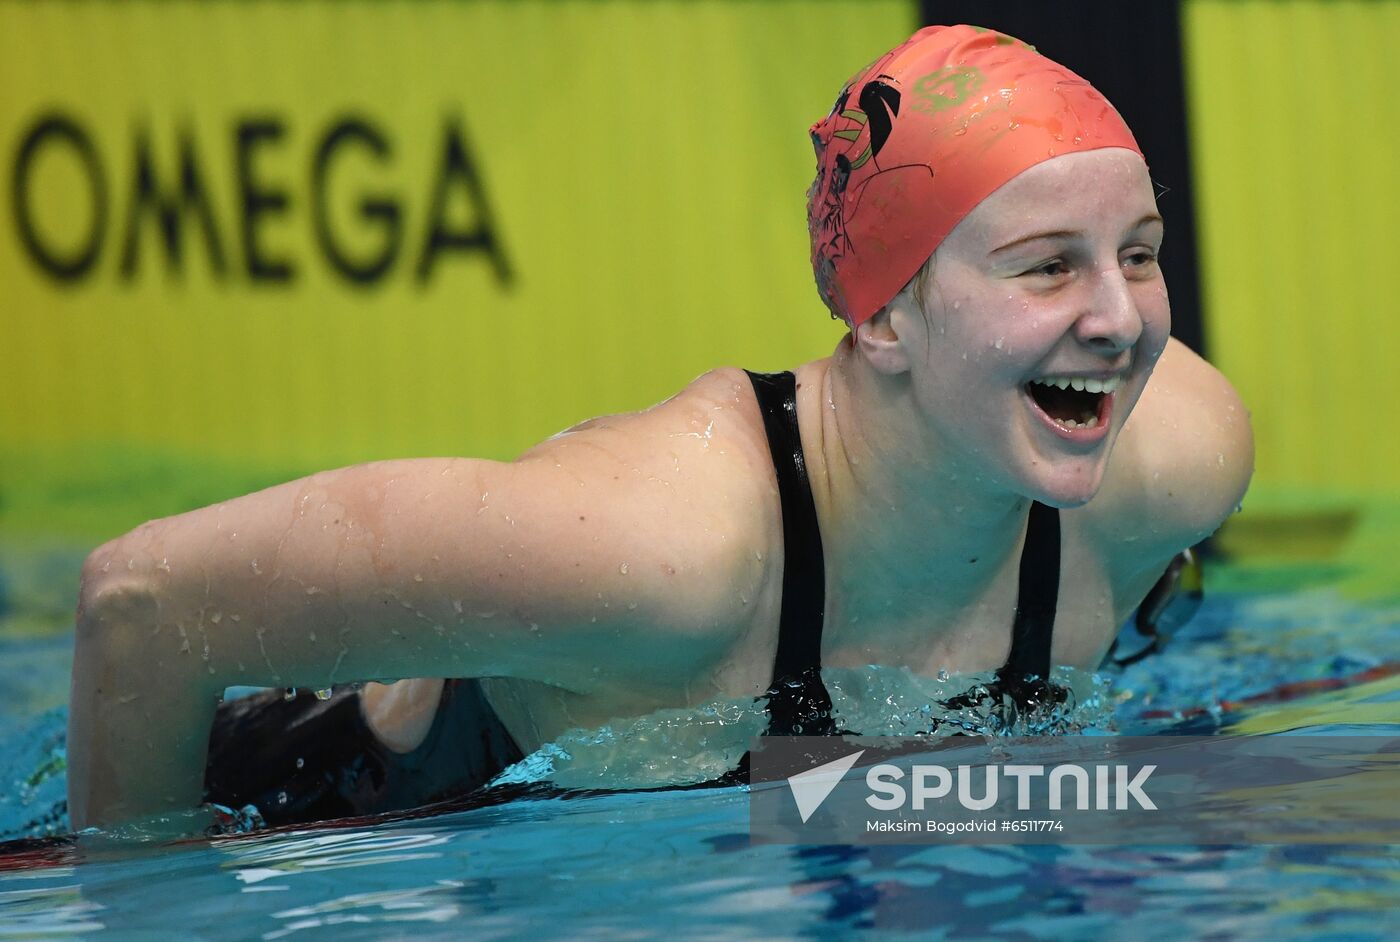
1021, 458, 1108, 509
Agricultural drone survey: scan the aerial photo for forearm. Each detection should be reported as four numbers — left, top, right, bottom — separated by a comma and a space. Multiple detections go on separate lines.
67, 581, 222, 829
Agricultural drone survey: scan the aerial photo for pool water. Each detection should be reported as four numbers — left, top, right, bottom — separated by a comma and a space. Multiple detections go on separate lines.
2, 554, 1399, 939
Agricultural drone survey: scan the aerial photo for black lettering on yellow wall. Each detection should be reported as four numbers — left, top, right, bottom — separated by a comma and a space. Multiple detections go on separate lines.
312, 117, 401, 285
236, 118, 294, 283
10, 111, 515, 290
417, 117, 512, 286
119, 124, 227, 281
12, 113, 106, 282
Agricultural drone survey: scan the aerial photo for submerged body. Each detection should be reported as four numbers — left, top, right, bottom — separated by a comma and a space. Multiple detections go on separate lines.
67, 31, 1253, 828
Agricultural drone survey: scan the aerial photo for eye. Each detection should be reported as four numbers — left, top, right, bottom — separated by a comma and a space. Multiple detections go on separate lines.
1025, 259, 1069, 278
1122, 249, 1160, 274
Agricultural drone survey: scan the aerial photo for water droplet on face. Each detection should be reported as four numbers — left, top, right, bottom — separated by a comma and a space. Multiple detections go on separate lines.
295, 757, 304, 769
994, 336, 1005, 350
250, 559, 262, 575
413, 574, 424, 583
619, 562, 629, 575
314, 687, 333, 701
283, 688, 298, 701
277, 791, 288, 805
210, 611, 222, 624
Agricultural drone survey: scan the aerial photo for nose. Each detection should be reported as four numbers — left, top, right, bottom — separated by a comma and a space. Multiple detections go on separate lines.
1073, 267, 1143, 356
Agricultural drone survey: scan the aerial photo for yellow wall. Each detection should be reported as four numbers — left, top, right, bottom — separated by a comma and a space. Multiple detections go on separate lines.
0, 0, 914, 537
9, 0, 1393, 543
1184, 0, 1400, 505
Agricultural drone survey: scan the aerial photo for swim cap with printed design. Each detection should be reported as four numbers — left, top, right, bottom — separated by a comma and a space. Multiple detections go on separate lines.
807, 24, 1145, 328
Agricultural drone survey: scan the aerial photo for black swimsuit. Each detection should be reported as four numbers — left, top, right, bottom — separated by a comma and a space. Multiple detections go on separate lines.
743, 369, 1063, 743
203, 369, 1062, 825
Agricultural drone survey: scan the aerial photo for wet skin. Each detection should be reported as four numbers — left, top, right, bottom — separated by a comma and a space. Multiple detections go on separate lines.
67, 149, 1253, 828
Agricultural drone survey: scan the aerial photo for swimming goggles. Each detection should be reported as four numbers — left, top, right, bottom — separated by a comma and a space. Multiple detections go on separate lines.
1106, 548, 1203, 667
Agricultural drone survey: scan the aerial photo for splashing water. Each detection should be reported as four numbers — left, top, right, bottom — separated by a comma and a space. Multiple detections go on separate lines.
487, 665, 1116, 793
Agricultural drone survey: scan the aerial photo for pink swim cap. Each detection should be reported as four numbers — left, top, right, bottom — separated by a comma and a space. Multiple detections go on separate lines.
807, 24, 1145, 328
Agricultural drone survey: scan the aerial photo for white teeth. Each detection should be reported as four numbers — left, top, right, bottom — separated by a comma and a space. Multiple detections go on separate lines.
1032, 375, 1122, 394
1055, 415, 1100, 430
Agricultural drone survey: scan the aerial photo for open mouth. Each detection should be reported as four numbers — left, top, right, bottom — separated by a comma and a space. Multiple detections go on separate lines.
1024, 376, 1119, 432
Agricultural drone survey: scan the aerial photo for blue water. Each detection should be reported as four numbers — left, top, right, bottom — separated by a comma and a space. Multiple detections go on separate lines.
3, 563, 1400, 939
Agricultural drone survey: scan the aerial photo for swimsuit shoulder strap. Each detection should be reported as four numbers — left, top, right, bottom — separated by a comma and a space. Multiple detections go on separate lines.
741, 370, 1061, 736
742, 370, 833, 735
1003, 500, 1061, 682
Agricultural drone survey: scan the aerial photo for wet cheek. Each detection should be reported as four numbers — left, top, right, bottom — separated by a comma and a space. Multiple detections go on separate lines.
1141, 288, 1171, 347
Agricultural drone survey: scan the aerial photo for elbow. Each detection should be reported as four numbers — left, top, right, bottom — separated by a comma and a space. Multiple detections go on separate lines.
76, 534, 163, 643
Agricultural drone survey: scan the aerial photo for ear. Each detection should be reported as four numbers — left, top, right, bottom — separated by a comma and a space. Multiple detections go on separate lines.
853, 300, 919, 376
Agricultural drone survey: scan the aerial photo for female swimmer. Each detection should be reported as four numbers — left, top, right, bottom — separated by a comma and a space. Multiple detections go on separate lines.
67, 25, 1252, 829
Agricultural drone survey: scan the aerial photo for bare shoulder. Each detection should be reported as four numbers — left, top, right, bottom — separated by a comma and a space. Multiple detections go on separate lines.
1085, 338, 1255, 569
512, 367, 780, 642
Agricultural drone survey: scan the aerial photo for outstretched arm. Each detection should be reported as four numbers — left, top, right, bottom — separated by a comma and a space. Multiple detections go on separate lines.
68, 439, 763, 828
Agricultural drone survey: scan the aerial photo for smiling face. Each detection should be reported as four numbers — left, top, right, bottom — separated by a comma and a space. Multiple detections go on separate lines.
890, 147, 1170, 507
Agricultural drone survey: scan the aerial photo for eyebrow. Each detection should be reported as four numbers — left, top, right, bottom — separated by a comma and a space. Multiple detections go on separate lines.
989, 213, 1165, 255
